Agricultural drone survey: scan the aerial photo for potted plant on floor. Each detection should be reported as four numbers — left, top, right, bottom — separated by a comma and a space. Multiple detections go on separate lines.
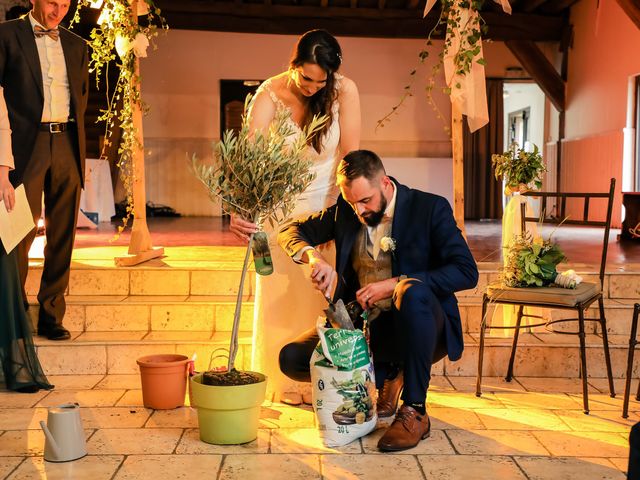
492, 142, 546, 195
190, 95, 326, 444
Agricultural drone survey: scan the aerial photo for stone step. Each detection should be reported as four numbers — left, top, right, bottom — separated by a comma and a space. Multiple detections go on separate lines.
444, 333, 637, 382
458, 298, 638, 335
35, 331, 254, 376
27, 296, 254, 333
34, 331, 640, 380
26, 260, 639, 301
28, 296, 636, 338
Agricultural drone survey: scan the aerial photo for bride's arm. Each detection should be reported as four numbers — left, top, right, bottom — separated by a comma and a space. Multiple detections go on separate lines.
247, 88, 277, 134
337, 76, 361, 157
229, 88, 277, 241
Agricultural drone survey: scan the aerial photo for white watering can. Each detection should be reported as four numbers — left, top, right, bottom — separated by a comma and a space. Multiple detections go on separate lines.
39, 403, 87, 462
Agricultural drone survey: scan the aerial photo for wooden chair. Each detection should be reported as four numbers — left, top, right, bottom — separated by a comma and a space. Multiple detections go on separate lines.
476, 178, 616, 414
622, 303, 640, 418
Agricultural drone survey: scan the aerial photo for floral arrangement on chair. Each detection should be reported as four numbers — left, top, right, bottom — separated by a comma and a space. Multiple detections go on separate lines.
492, 142, 546, 195
502, 233, 580, 289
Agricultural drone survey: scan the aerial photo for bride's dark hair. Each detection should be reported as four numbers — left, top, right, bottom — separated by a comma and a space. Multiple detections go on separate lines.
290, 29, 342, 152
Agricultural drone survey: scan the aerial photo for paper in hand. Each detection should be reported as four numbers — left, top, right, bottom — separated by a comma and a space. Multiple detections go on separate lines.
0, 184, 35, 254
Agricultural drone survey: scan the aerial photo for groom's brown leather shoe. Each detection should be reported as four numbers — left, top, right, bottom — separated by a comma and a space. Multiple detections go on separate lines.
377, 370, 403, 418
377, 404, 430, 452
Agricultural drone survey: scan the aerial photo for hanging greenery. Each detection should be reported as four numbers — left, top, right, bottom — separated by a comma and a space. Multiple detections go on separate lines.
72, 0, 168, 235
377, 0, 487, 132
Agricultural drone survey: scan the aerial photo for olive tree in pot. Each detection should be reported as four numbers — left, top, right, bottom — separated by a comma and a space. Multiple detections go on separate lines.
190, 96, 326, 444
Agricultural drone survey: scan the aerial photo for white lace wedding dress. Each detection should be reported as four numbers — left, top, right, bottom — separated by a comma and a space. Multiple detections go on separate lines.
250, 77, 341, 401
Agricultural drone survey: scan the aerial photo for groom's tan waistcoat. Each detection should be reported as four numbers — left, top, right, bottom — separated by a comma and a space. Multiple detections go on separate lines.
351, 226, 392, 312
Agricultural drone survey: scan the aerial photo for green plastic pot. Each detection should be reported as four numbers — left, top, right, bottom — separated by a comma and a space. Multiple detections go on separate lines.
190, 372, 267, 445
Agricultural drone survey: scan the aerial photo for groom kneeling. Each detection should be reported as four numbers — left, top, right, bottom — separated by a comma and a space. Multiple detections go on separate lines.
278, 149, 478, 451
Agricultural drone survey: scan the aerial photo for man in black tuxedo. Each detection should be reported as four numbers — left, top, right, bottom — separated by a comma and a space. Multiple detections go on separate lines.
278, 149, 478, 451
0, 0, 88, 340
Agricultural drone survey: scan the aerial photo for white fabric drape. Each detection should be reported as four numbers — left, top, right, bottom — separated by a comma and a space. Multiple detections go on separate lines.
423, 0, 511, 132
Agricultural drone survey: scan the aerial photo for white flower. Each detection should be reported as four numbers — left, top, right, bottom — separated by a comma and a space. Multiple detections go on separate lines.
132, 32, 149, 58
115, 32, 149, 59
380, 236, 396, 253
555, 269, 583, 289
115, 32, 131, 59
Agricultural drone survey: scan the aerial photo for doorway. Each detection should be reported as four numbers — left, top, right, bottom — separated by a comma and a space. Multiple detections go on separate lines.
503, 82, 545, 153
219, 79, 263, 138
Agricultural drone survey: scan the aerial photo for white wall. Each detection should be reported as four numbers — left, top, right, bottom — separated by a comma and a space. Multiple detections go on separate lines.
502, 82, 546, 153
139, 30, 518, 215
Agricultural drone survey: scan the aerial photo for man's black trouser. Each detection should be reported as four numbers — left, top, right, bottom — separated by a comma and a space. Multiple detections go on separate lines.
279, 279, 448, 403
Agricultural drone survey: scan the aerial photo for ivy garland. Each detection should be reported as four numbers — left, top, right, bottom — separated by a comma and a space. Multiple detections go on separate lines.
72, 0, 168, 236
377, 0, 487, 133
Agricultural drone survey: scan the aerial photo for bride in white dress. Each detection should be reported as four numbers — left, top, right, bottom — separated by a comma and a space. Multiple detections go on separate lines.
230, 30, 361, 403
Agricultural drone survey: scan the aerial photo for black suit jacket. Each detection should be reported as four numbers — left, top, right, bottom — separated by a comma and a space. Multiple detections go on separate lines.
0, 15, 88, 186
278, 179, 479, 361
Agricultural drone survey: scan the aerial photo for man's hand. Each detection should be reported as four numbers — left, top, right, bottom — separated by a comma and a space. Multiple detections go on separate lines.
229, 213, 258, 242
0, 166, 14, 212
356, 278, 397, 310
306, 249, 337, 297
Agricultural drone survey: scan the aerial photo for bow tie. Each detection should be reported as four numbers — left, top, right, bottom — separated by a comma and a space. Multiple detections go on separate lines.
34, 25, 59, 41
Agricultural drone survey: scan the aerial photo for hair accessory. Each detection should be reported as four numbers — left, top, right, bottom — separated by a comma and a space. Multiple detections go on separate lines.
336, 52, 342, 62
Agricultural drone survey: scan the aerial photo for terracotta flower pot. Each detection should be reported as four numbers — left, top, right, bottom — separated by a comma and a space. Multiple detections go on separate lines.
190, 372, 267, 445
137, 354, 190, 409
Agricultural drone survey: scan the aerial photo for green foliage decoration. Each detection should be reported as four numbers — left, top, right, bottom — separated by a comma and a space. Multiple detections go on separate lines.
72, 1, 168, 236
492, 142, 546, 193
376, 0, 487, 133
502, 232, 566, 288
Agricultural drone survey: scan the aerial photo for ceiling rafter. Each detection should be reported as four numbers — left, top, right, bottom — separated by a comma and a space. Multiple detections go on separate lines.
517, 0, 549, 13
155, 1, 566, 41
506, 39, 565, 111
616, 0, 640, 30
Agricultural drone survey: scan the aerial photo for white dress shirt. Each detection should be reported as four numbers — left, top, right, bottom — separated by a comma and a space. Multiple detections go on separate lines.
29, 12, 70, 123
367, 180, 397, 260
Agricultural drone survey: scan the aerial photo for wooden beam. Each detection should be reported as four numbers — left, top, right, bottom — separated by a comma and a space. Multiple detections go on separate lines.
506, 39, 565, 112
377, 0, 386, 10
115, 0, 164, 266
321, 0, 329, 7
616, 0, 640, 30
517, 0, 549, 13
451, 103, 466, 239
155, 1, 566, 41
539, 0, 579, 14
350, 0, 358, 8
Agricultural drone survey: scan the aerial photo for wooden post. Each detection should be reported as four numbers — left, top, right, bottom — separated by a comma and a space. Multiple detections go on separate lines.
115, 0, 164, 266
451, 102, 466, 238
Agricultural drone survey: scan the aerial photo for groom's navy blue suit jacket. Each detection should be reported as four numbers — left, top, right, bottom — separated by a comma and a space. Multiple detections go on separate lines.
278, 178, 479, 362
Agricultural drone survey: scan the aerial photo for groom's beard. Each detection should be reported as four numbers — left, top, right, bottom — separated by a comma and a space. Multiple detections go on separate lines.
360, 195, 388, 227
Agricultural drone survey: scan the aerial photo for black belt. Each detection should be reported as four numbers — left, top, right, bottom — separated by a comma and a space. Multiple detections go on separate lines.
39, 121, 74, 133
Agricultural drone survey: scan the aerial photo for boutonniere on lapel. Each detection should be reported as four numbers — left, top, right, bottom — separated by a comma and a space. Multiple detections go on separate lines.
380, 236, 396, 256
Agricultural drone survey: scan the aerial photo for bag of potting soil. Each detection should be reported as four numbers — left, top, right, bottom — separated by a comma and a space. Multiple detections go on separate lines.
310, 317, 377, 447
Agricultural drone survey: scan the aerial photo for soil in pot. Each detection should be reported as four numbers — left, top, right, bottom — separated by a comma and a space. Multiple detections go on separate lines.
202, 369, 262, 386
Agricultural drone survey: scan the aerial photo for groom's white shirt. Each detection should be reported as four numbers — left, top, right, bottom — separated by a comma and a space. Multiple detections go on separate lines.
367, 180, 396, 260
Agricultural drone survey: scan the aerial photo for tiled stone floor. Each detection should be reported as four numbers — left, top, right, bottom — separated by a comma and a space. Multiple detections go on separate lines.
0, 375, 636, 479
